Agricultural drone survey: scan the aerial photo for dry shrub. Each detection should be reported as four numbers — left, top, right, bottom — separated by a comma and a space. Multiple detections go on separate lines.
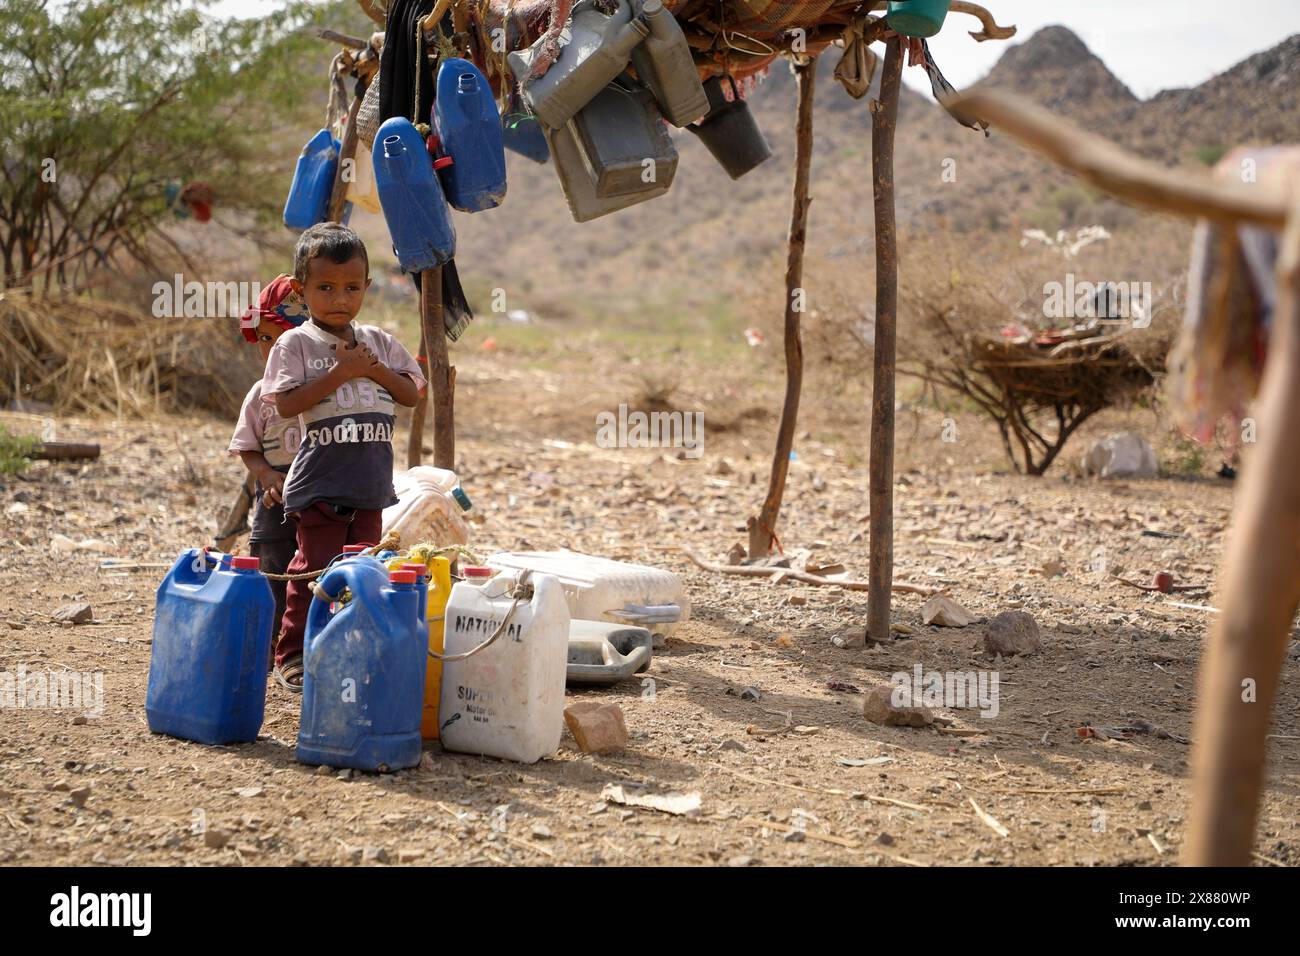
0, 291, 260, 418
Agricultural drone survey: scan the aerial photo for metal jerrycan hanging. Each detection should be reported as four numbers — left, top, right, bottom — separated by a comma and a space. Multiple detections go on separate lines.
509, 0, 649, 130
434, 57, 508, 212
629, 0, 708, 126
373, 117, 457, 273
296, 561, 426, 772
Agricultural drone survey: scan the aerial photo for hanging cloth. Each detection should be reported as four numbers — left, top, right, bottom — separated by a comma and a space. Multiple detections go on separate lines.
379, 0, 474, 341
919, 39, 989, 136
833, 17, 878, 99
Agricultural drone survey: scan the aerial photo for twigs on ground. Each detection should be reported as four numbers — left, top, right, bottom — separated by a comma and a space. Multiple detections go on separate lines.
679, 547, 933, 595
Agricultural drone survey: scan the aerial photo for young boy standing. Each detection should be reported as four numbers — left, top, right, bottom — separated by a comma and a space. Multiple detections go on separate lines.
261, 223, 425, 691
227, 275, 311, 643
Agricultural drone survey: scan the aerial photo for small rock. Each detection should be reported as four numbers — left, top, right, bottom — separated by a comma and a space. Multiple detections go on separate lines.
47, 780, 71, 792
362, 847, 389, 864
1137, 800, 1153, 811
5, 501, 27, 515
235, 787, 263, 798
726, 542, 746, 565
983, 610, 1042, 657
783, 828, 806, 843
860, 685, 934, 728
1082, 433, 1159, 479
53, 603, 93, 625
785, 594, 807, 607
336, 768, 353, 780
314, 765, 332, 776
920, 595, 975, 627
739, 686, 761, 702
204, 829, 230, 849
718, 739, 746, 752
68, 787, 91, 808
531, 824, 553, 840
726, 855, 756, 867
876, 832, 895, 846
70, 715, 87, 726
49, 534, 77, 554
398, 848, 425, 863
564, 702, 628, 754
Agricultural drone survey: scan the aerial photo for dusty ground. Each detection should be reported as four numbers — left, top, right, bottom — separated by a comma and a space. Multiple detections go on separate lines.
1, 344, 1297, 868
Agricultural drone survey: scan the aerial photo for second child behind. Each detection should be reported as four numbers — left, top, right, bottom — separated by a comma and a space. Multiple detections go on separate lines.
262, 222, 425, 692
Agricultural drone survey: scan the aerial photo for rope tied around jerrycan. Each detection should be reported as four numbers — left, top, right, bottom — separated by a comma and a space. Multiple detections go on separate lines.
427, 568, 533, 663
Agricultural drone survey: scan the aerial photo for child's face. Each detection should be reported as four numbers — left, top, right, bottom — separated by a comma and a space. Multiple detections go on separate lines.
292, 255, 370, 334
254, 319, 286, 363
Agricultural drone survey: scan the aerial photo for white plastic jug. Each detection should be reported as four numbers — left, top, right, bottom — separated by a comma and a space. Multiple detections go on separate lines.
439, 568, 571, 763
382, 466, 472, 549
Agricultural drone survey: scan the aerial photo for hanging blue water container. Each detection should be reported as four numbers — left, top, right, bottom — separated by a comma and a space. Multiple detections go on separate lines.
434, 58, 508, 211
297, 563, 426, 771
502, 115, 551, 164
283, 128, 341, 230
146, 550, 275, 745
373, 117, 456, 273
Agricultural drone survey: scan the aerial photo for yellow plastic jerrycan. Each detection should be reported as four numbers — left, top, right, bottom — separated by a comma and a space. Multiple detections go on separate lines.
420, 557, 453, 739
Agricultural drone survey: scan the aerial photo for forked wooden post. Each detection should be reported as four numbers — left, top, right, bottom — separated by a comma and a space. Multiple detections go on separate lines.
1187, 197, 1300, 865
748, 56, 816, 560
866, 37, 902, 643
408, 267, 456, 470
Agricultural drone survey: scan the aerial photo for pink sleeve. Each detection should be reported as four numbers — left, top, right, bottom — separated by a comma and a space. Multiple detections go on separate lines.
260, 335, 304, 401
381, 330, 427, 393
228, 385, 264, 455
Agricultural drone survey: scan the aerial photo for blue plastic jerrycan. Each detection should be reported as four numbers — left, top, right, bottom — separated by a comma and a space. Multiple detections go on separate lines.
283, 128, 341, 230
297, 562, 427, 771
434, 58, 507, 211
373, 117, 456, 273
502, 115, 551, 164
146, 549, 276, 745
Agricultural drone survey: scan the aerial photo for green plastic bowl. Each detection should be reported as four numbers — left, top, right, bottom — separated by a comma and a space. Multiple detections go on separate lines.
887, 0, 951, 39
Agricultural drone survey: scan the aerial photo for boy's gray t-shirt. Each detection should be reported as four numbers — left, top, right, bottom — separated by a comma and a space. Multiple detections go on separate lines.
260, 321, 425, 515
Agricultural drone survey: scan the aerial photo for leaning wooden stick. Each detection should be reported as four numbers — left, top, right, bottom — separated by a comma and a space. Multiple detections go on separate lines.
750, 56, 816, 560
679, 547, 933, 595
949, 90, 1290, 229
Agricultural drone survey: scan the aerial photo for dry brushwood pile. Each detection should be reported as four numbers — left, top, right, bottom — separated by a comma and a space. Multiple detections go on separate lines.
0, 292, 259, 419
908, 320, 1158, 476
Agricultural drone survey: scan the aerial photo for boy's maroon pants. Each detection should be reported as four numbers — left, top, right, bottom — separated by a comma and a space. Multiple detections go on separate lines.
275, 502, 383, 667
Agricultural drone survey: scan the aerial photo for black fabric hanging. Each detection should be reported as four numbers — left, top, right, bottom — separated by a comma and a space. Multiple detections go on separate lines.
379, 0, 474, 342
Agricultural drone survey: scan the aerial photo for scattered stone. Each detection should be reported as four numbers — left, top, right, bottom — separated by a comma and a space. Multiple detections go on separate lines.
739, 686, 761, 702
783, 828, 806, 843
336, 768, 353, 780
1082, 433, 1159, 479
876, 832, 896, 846
860, 685, 934, 728
5, 501, 27, 515
49, 534, 77, 554
920, 595, 975, 627
68, 787, 91, 808
70, 715, 87, 726
362, 847, 389, 864
726, 542, 746, 565
1137, 800, 1153, 811
235, 786, 263, 798
785, 594, 807, 607
726, 855, 756, 867
564, 702, 628, 754
53, 603, 93, 625
398, 848, 425, 863
531, 824, 553, 840
718, 739, 745, 752
314, 765, 332, 776
203, 828, 230, 849
418, 753, 436, 772
47, 780, 71, 792
983, 610, 1042, 657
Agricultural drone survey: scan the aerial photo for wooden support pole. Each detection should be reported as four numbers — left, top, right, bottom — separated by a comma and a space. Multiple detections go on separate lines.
748, 56, 816, 560
1187, 198, 1300, 866
408, 267, 456, 470
327, 92, 363, 225
866, 37, 902, 644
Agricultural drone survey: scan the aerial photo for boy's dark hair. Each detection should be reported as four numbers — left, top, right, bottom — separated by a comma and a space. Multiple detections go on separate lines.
293, 222, 369, 282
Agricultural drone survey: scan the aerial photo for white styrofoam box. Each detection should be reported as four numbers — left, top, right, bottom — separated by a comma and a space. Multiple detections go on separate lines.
485, 550, 688, 646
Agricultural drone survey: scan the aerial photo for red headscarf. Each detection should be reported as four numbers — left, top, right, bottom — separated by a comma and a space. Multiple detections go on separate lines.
240, 274, 311, 343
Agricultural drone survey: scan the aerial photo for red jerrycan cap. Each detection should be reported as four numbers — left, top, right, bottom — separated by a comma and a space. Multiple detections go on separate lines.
462, 566, 493, 578
433, 156, 454, 170
231, 556, 260, 571
400, 563, 427, 578
389, 569, 417, 584
342, 544, 369, 554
